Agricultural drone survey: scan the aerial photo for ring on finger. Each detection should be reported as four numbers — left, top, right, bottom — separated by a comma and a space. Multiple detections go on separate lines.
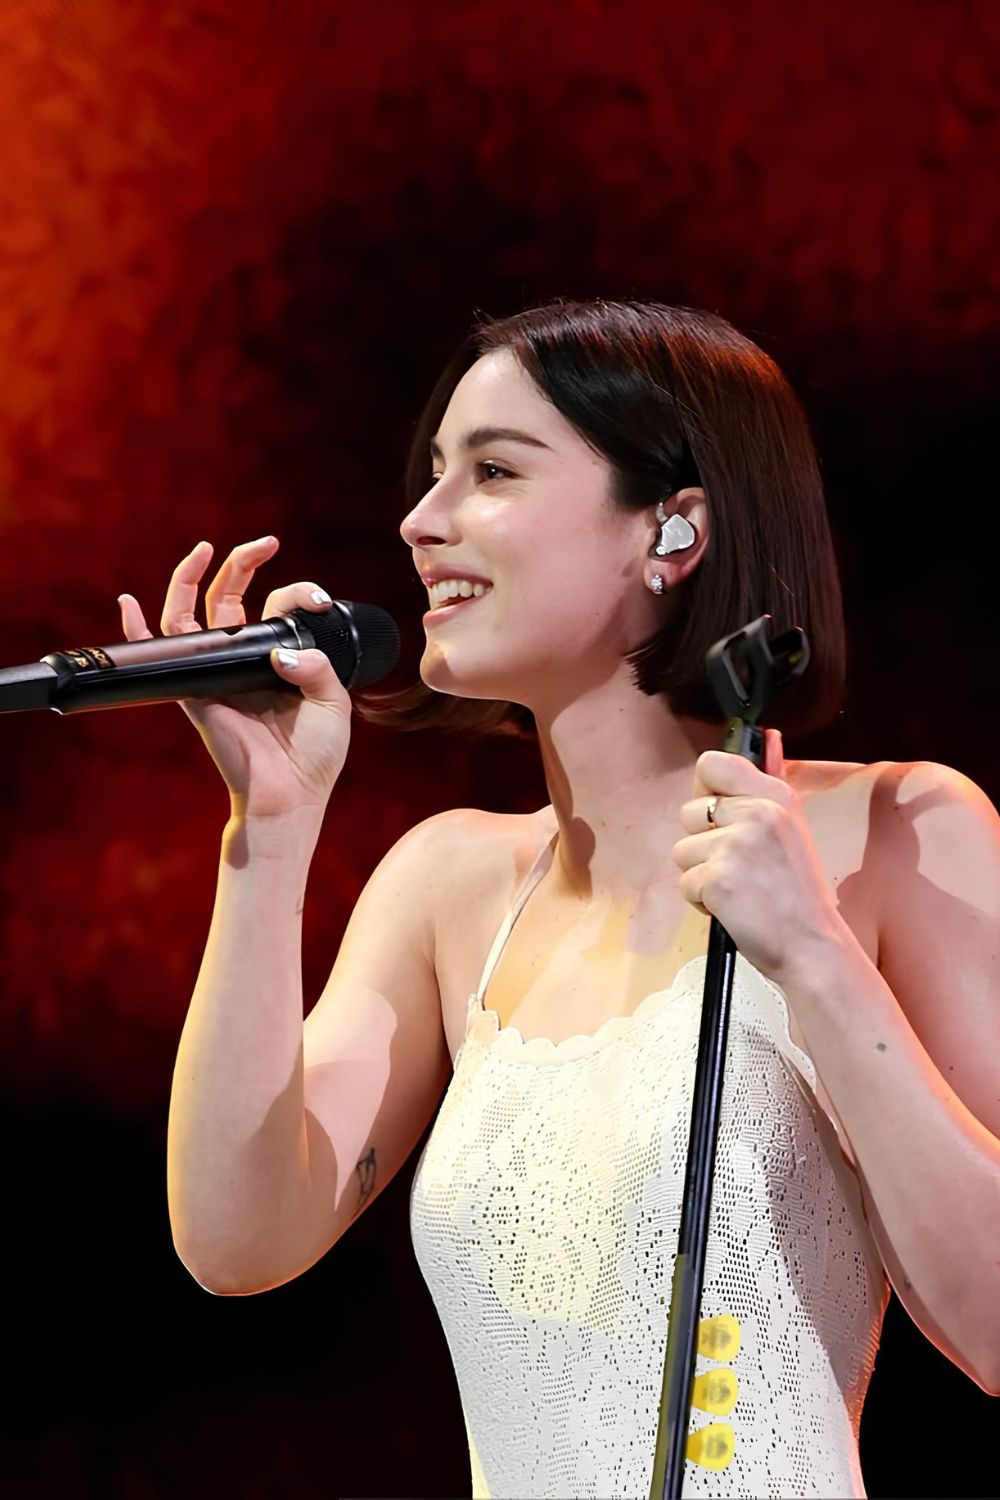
706, 796, 721, 828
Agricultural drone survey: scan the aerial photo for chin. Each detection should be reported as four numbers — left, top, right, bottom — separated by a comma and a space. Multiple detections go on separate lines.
419, 653, 522, 703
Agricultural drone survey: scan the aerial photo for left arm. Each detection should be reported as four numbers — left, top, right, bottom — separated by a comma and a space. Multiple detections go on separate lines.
780, 759, 1000, 1395
675, 751, 1000, 1394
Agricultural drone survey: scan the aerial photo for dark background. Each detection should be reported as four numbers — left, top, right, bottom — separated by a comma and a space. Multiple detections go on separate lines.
0, 2, 997, 1496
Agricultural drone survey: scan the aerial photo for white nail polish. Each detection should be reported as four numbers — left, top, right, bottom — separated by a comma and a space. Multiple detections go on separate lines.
311, 588, 332, 604
277, 650, 299, 668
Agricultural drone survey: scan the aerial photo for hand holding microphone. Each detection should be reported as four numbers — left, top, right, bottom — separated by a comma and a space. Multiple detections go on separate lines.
123, 535, 371, 820
0, 535, 400, 822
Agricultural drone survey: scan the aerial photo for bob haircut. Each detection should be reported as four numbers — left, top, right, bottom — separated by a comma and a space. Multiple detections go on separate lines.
354, 298, 846, 740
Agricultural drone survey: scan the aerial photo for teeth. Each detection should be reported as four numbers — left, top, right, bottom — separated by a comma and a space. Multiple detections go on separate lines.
428, 579, 492, 609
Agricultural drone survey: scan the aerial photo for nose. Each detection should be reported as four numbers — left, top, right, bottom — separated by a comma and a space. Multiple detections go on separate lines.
400, 516, 448, 549
400, 490, 451, 550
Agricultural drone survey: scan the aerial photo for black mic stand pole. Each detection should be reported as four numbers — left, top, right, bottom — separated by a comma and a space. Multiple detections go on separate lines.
649, 614, 811, 1500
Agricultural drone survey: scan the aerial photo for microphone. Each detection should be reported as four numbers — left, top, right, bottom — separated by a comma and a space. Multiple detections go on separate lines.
0, 599, 400, 715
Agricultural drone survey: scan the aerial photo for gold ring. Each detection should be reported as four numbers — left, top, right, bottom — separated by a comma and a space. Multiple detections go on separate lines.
706, 796, 720, 828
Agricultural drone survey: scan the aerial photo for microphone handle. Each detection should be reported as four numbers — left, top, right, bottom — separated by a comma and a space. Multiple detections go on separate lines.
46, 615, 310, 715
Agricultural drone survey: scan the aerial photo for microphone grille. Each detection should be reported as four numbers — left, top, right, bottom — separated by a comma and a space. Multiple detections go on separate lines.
289, 601, 400, 689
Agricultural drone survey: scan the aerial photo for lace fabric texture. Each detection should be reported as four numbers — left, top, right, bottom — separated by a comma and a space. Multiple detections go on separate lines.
410, 833, 888, 1499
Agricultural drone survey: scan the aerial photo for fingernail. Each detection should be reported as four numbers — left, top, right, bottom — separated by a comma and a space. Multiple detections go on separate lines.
276, 649, 299, 669
311, 588, 332, 604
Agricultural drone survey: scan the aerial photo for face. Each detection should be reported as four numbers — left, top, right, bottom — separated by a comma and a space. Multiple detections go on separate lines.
400, 347, 676, 714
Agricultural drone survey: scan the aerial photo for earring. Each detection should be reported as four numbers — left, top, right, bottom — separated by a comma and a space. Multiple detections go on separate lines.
650, 573, 665, 594
649, 500, 696, 557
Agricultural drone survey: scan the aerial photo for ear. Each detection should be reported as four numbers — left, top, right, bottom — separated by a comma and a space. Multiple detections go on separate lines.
643, 487, 710, 591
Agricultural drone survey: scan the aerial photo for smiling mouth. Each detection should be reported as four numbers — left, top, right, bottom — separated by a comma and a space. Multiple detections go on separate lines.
424, 591, 491, 620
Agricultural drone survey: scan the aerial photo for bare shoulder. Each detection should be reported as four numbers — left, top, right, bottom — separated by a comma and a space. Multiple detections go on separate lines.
427, 805, 553, 1051
785, 755, 878, 796
792, 753, 999, 943
799, 754, 997, 855
786, 755, 893, 837
786, 753, 904, 886
845, 756, 1000, 895
428, 804, 552, 915
784, 753, 993, 805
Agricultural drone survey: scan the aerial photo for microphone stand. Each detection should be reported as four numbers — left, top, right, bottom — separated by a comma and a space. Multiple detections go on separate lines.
648, 614, 811, 1500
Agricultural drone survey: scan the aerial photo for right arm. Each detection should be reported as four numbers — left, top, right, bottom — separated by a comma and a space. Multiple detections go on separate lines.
167, 805, 458, 1295
118, 531, 457, 1296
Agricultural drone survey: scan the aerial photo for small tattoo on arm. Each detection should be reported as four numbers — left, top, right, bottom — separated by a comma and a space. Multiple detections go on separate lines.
354, 1146, 376, 1214
876, 1042, 887, 1052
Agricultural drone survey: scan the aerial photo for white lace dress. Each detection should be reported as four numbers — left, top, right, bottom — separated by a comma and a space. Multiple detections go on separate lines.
410, 831, 888, 1498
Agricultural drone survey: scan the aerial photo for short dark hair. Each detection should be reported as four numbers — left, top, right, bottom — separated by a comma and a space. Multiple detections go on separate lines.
355, 298, 846, 740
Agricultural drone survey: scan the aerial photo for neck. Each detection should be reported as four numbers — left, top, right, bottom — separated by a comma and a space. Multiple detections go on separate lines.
533, 678, 726, 904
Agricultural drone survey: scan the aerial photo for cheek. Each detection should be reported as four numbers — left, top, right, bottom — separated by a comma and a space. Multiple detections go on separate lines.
498, 571, 615, 649
503, 527, 614, 609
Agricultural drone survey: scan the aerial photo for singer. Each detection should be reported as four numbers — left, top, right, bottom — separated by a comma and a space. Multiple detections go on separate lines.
143, 299, 1000, 1499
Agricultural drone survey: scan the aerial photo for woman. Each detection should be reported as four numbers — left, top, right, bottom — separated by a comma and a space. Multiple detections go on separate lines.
136, 299, 1000, 1499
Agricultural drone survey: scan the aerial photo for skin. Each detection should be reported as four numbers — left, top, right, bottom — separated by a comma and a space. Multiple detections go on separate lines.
402, 346, 725, 905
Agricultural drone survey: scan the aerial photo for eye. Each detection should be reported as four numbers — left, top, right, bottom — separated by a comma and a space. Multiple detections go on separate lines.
476, 461, 513, 482
428, 462, 514, 485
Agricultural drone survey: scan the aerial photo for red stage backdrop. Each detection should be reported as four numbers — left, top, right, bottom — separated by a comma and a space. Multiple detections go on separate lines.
0, 4, 996, 1497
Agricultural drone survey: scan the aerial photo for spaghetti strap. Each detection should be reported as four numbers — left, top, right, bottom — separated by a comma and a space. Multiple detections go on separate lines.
472, 828, 558, 1005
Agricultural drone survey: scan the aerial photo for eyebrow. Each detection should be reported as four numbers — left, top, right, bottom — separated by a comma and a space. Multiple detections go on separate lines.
428, 425, 553, 461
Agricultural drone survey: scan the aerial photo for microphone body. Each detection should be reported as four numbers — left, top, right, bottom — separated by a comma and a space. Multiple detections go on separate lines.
0, 600, 400, 715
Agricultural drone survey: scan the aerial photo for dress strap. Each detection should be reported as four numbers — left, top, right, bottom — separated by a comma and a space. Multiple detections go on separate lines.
472, 829, 558, 1004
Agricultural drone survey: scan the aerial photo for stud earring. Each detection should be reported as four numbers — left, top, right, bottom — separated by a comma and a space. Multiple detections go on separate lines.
650, 573, 665, 594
